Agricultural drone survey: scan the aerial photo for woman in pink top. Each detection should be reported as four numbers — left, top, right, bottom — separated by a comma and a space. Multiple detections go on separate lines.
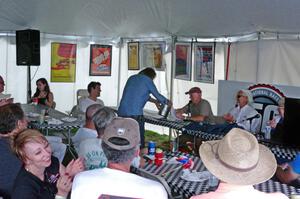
191, 128, 288, 199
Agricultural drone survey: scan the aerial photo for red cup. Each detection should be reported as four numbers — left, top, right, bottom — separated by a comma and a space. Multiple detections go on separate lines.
32, 97, 39, 105
155, 148, 164, 166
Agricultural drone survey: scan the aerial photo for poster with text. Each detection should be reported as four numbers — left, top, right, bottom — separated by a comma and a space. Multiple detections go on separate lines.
128, 42, 139, 70
140, 42, 164, 70
90, 44, 112, 76
51, 43, 76, 82
174, 43, 191, 80
194, 43, 215, 84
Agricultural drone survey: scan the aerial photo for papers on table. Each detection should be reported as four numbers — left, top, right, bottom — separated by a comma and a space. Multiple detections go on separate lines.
47, 118, 63, 125
61, 117, 77, 122
26, 112, 40, 117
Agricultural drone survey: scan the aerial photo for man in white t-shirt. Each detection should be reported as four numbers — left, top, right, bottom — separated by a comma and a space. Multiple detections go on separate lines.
71, 118, 168, 199
78, 107, 116, 170
72, 104, 103, 152
79, 81, 104, 112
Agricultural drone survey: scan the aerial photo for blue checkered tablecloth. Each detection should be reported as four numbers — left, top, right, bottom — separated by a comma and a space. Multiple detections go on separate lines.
143, 115, 300, 161
22, 104, 83, 131
140, 151, 300, 198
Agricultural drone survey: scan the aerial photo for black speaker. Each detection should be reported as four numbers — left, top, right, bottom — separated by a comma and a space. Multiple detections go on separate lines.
16, 29, 40, 66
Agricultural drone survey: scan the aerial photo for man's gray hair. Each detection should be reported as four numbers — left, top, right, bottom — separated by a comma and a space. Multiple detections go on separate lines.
92, 106, 116, 137
102, 141, 138, 163
86, 104, 103, 121
240, 89, 254, 105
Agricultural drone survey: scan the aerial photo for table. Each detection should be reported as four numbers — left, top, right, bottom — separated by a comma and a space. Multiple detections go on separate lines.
142, 111, 300, 161
139, 151, 300, 199
21, 104, 84, 155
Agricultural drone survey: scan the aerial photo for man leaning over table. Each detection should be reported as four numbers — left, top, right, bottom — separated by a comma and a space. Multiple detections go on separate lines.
71, 118, 168, 199
190, 128, 288, 199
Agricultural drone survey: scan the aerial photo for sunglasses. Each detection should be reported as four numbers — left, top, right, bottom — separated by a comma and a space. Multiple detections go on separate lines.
237, 95, 245, 98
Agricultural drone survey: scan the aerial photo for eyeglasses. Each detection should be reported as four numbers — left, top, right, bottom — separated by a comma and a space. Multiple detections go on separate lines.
237, 95, 245, 98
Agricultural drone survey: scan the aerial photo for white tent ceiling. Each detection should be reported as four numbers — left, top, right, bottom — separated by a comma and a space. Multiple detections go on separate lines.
1, 0, 300, 38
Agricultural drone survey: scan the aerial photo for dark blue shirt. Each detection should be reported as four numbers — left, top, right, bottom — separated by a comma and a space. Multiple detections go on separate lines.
118, 74, 168, 116
0, 138, 22, 199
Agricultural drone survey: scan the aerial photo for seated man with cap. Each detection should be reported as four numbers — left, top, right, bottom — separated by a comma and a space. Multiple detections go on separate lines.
276, 153, 300, 188
71, 117, 168, 199
191, 128, 288, 199
176, 87, 215, 123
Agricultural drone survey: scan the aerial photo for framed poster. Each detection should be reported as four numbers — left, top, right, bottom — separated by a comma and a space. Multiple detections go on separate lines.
51, 43, 76, 82
174, 42, 192, 80
194, 43, 215, 84
140, 42, 164, 70
128, 42, 139, 70
89, 44, 112, 76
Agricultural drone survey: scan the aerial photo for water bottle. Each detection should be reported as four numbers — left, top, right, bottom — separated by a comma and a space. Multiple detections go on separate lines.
264, 125, 272, 139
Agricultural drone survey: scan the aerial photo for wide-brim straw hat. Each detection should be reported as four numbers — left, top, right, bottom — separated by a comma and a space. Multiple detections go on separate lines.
199, 128, 276, 185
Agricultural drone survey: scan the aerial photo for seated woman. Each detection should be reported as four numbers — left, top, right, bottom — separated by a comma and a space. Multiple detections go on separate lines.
223, 89, 260, 133
32, 78, 55, 108
11, 129, 84, 199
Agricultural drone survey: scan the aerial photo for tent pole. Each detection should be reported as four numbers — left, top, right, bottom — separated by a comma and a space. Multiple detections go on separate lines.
169, 36, 176, 141
225, 42, 231, 80
116, 39, 122, 108
27, 65, 32, 103
255, 32, 261, 83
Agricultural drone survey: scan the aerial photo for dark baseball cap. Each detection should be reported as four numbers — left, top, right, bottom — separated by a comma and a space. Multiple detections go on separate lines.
185, 87, 202, 95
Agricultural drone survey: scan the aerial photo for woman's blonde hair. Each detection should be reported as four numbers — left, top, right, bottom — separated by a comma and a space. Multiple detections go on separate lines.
11, 129, 48, 163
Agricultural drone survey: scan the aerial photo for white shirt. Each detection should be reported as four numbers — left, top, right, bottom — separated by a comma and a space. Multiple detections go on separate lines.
78, 138, 107, 170
71, 168, 168, 199
229, 104, 261, 133
72, 127, 98, 152
79, 97, 104, 112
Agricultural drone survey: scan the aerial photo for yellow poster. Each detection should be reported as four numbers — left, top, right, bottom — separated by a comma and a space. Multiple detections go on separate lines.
128, 42, 139, 70
51, 43, 76, 82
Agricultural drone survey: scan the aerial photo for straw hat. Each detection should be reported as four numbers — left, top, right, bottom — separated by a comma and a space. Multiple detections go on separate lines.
199, 128, 276, 185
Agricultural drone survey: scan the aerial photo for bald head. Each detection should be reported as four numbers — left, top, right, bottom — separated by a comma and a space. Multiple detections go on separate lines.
86, 104, 104, 121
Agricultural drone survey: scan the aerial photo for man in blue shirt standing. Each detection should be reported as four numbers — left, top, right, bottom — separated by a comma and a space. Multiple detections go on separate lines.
118, 67, 170, 148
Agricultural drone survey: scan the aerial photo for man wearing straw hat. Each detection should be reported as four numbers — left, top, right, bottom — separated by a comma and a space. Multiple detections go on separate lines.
191, 128, 288, 199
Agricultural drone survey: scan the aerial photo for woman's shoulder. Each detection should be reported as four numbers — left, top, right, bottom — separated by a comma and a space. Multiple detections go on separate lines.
14, 167, 41, 188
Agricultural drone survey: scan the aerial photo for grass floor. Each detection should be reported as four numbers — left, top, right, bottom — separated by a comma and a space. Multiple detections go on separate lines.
144, 130, 171, 151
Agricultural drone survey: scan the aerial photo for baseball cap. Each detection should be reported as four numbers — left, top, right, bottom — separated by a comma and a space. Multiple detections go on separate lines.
185, 87, 201, 95
102, 117, 140, 150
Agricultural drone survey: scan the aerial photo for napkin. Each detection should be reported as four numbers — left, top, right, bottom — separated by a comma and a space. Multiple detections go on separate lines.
61, 117, 77, 122
47, 118, 63, 125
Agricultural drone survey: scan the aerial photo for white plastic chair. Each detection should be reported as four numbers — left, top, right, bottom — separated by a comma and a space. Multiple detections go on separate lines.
77, 89, 89, 105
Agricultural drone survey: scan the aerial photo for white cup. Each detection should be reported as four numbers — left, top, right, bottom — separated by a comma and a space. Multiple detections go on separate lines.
265, 125, 272, 139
